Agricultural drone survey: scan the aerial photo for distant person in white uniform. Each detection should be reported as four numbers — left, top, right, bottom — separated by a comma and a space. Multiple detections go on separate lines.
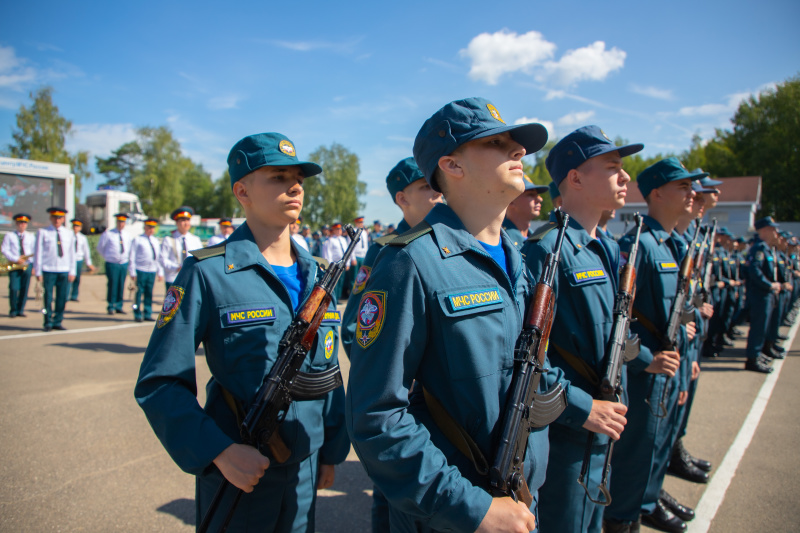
159, 206, 203, 290
290, 216, 309, 251
207, 217, 235, 246
34, 207, 76, 331
128, 217, 164, 322
68, 219, 95, 302
2, 213, 36, 317
97, 213, 134, 314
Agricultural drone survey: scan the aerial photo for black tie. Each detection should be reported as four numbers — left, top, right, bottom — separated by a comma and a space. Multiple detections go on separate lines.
18, 233, 25, 256
119, 232, 125, 254
149, 238, 156, 260
56, 229, 63, 258
75, 236, 78, 252
182, 237, 187, 261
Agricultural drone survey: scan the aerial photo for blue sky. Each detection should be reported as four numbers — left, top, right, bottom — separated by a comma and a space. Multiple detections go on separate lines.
1, 0, 798, 226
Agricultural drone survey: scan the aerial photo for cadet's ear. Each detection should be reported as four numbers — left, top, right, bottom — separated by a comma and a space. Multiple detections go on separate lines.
232, 180, 249, 204
395, 190, 409, 209
438, 155, 464, 180
565, 168, 582, 191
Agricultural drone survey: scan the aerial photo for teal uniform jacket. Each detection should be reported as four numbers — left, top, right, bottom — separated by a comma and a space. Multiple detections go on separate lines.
135, 222, 350, 476
341, 218, 410, 357
502, 217, 526, 249
346, 203, 565, 532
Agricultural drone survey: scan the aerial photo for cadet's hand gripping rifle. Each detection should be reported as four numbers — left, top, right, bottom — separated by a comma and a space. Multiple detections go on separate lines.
488, 209, 569, 506
198, 225, 363, 533
577, 213, 643, 506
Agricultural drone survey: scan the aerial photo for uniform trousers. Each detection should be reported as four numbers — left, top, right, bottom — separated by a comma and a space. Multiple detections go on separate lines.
133, 270, 156, 320
69, 260, 84, 300
196, 450, 320, 533
105, 262, 128, 312
42, 271, 69, 327
745, 291, 774, 360
8, 264, 32, 316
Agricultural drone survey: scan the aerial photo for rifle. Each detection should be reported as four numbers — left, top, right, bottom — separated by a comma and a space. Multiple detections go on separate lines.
646, 222, 700, 418
577, 213, 643, 506
692, 219, 718, 307
488, 209, 569, 505
198, 224, 363, 533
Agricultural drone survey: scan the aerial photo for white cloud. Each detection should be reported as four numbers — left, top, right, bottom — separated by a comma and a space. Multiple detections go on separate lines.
368, 189, 389, 197
0, 45, 37, 91
557, 110, 596, 126
65, 123, 138, 159
631, 84, 673, 100
676, 82, 777, 117
538, 41, 625, 88
207, 95, 241, 110
514, 116, 555, 140
460, 30, 556, 85
267, 37, 363, 54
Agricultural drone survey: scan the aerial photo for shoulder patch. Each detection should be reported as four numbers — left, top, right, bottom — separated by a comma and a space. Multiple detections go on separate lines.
571, 268, 608, 284
324, 330, 335, 359
526, 222, 557, 243
157, 285, 185, 328
352, 265, 371, 295
191, 243, 226, 261
447, 288, 503, 311
388, 221, 432, 246
373, 233, 399, 246
355, 291, 386, 349
321, 310, 341, 325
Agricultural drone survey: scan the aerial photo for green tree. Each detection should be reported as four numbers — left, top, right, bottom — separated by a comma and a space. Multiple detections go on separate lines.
523, 141, 555, 220
181, 162, 215, 216
4, 86, 91, 198
207, 170, 243, 218
95, 140, 143, 190
723, 75, 800, 219
304, 143, 365, 227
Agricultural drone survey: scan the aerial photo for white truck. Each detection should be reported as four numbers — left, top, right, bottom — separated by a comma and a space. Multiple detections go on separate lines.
0, 156, 75, 234
84, 187, 146, 235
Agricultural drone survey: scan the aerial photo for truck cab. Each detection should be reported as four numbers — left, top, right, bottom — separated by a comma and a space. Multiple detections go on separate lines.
85, 188, 145, 235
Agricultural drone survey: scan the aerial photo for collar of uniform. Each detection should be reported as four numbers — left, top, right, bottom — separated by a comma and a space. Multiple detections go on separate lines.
561, 215, 595, 253
223, 223, 270, 274
395, 218, 411, 235
641, 214, 671, 243
502, 217, 521, 232
425, 203, 523, 281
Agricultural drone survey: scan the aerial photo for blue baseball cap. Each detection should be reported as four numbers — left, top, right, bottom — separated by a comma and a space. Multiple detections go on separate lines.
386, 157, 426, 202
692, 181, 717, 193
717, 226, 733, 237
545, 125, 643, 186
636, 157, 708, 199
698, 175, 722, 190
754, 216, 779, 230
413, 97, 548, 191
549, 181, 561, 200
227, 132, 322, 187
523, 175, 549, 194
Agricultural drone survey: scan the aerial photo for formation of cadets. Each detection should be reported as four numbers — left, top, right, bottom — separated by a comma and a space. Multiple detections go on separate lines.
4, 97, 799, 533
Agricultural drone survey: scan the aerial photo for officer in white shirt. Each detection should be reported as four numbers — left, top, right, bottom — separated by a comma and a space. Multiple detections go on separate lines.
97, 213, 134, 314
347, 216, 370, 294
207, 217, 235, 246
321, 221, 349, 302
34, 207, 76, 331
68, 219, 96, 302
2, 213, 36, 317
290, 217, 309, 251
159, 206, 203, 290
128, 217, 164, 322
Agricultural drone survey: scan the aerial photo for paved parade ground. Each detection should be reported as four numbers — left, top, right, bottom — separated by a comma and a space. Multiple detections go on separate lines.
0, 274, 798, 532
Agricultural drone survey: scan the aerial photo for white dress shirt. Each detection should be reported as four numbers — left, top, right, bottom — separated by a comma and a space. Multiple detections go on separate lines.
321, 235, 348, 263
129, 234, 164, 277
207, 233, 230, 247
291, 233, 309, 251
34, 225, 76, 276
352, 229, 370, 259
2, 231, 36, 264
97, 228, 134, 265
73, 232, 93, 266
160, 230, 203, 283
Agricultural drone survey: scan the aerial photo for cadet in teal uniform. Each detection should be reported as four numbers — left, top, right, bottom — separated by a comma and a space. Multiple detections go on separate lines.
346, 98, 556, 533
744, 217, 782, 373
502, 176, 548, 249
341, 156, 442, 533
604, 158, 702, 533
522, 125, 638, 533
135, 133, 350, 532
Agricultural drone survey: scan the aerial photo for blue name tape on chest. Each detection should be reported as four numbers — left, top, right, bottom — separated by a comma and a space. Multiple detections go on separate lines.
226, 307, 276, 325
659, 261, 679, 271
321, 310, 341, 325
572, 268, 608, 283
448, 289, 503, 311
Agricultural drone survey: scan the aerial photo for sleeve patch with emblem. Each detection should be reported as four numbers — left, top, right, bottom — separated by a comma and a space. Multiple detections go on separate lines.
355, 291, 386, 349
324, 330, 335, 359
157, 285, 185, 328
352, 266, 371, 295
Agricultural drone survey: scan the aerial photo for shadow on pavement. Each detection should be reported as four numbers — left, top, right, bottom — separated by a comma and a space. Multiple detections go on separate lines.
51, 342, 146, 354
316, 459, 373, 532
157, 497, 195, 526
0, 324, 44, 333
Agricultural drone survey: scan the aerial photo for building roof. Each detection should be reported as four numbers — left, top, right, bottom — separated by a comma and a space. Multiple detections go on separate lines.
625, 176, 762, 205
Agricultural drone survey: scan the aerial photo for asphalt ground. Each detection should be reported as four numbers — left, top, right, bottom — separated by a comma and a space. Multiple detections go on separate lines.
0, 273, 797, 532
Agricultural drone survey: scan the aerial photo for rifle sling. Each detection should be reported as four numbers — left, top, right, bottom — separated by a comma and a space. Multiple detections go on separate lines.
219, 386, 291, 464
631, 308, 664, 344
422, 387, 489, 476
551, 343, 600, 387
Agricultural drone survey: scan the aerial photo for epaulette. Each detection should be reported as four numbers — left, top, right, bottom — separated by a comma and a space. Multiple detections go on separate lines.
526, 222, 557, 243
388, 221, 432, 246
373, 233, 399, 246
190, 243, 226, 260
313, 256, 330, 269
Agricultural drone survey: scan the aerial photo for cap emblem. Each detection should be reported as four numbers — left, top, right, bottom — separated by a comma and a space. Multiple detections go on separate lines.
601, 129, 611, 141
486, 104, 505, 124
279, 140, 296, 157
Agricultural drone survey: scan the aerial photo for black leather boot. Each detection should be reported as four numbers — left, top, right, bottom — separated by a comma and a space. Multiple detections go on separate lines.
676, 438, 712, 472
641, 500, 686, 533
668, 442, 709, 483
660, 489, 695, 521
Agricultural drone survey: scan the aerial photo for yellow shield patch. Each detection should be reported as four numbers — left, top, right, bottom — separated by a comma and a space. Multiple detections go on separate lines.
324, 330, 335, 359
355, 291, 386, 349
279, 140, 296, 156
486, 103, 505, 123
157, 285, 185, 328
352, 266, 371, 295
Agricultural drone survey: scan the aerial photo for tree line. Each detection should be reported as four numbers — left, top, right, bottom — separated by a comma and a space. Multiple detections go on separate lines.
4, 74, 799, 223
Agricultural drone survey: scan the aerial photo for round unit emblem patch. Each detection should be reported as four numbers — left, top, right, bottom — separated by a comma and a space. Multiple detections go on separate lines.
352, 266, 371, 296
157, 285, 185, 328
355, 291, 386, 349
279, 140, 296, 157
325, 330, 335, 359
486, 103, 505, 124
